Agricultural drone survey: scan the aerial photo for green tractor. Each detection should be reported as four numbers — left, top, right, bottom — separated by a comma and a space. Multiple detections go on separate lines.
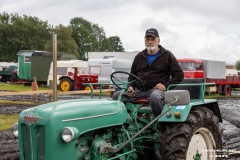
13, 71, 222, 160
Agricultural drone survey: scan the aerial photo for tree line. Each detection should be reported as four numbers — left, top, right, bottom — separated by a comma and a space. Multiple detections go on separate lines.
0, 12, 125, 62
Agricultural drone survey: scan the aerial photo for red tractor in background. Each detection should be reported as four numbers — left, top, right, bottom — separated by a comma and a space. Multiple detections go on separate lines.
59, 68, 98, 91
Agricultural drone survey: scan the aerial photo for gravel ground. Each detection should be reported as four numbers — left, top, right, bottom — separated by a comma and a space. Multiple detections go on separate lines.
0, 93, 240, 160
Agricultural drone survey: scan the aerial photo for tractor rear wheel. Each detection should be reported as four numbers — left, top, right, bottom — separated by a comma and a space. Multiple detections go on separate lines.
59, 78, 73, 91
157, 107, 222, 160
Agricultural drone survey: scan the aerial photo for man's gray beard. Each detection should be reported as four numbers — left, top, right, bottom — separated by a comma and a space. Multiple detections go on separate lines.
146, 45, 157, 52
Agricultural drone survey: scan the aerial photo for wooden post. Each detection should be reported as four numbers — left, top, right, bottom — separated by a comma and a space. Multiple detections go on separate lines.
52, 33, 57, 101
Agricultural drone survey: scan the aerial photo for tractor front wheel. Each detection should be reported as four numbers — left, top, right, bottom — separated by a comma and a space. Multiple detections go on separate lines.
59, 78, 73, 91
158, 107, 222, 160
84, 86, 91, 90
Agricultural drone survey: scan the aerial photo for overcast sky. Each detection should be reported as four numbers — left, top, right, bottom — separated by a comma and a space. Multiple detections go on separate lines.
1, 0, 240, 64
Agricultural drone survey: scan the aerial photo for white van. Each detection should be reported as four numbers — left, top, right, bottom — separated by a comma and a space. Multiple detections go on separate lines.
88, 59, 133, 84
47, 60, 88, 86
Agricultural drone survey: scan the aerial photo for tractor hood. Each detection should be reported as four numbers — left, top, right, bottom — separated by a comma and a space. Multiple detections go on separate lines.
19, 99, 129, 135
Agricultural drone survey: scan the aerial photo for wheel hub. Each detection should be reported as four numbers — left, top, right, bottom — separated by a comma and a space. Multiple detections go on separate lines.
187, 127, 216, 160
61, 81, 70, 91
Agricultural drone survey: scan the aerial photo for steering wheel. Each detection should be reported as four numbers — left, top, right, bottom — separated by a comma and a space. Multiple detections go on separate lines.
110, 71, 145, 90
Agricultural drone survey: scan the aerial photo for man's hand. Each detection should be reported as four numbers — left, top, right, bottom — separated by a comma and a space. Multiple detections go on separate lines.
127, 86, 135, 97
154, 83, 166, 91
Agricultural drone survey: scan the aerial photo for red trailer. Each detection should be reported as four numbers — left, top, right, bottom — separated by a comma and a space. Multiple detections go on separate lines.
178, 58, 240, 96
59, 68, 99, 91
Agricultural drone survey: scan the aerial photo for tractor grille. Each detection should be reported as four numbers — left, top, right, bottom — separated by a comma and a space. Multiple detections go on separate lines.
22, 124, 31, 160
21, 124, 45, 160
37, 126, 45, 160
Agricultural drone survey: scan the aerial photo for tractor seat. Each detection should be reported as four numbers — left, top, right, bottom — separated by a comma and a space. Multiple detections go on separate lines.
132, 98, 151, 113
132, 98, 149, 104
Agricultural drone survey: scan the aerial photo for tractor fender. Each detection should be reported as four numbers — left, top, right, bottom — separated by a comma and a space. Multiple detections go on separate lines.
158, 99, 222, 122
59, 76, 74, 81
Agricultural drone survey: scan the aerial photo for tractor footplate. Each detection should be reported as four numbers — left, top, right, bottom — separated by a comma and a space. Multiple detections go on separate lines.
100, 143, 113, 154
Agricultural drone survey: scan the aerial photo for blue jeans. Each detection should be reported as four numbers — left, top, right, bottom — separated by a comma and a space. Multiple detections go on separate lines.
112, 88, 165, 116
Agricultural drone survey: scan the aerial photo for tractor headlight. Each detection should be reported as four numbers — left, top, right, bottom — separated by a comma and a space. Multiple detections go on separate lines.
61, 127, 75, 143
12, 123, 18, 138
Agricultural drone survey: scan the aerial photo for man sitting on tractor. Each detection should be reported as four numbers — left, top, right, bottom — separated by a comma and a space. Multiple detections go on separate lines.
113, 28, 184, 116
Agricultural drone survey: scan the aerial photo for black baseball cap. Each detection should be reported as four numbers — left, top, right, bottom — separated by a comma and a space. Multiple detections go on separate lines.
145, 28, 159, 38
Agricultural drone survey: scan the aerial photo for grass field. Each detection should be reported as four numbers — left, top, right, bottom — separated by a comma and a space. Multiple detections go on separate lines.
0, 83, 45, 131
0, 114, 19, 130
0, 83, 111, 95
0, 82, 48, 91
0, 99, 39, 105
0, 100, 38, 131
